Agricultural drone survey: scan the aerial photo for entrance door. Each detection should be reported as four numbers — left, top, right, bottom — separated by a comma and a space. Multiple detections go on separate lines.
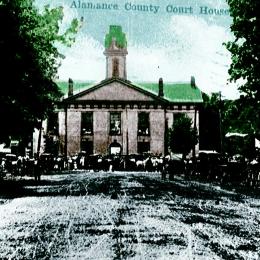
109, 140, 122, 155
81, 140, 93, 155
137, 142, 150, 154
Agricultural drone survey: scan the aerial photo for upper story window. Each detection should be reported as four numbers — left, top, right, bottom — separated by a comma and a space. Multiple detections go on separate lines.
110, 112, 121, 135
81, 112, 93, 135
47, 112, 58, 136
138, 112, 150, 136
112, 58, 119, 77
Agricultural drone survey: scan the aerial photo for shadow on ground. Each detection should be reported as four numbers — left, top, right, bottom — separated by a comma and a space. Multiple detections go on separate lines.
1, 171, 258, 200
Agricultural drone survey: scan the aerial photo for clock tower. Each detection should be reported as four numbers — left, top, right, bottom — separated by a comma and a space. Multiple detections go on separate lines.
104, 25, 128, 79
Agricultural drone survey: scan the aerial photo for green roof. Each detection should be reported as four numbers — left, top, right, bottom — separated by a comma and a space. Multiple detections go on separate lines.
57, 80, 203, 103
56, 81, 94, 95
136, 82, 203, 103
105, 25, 127, 49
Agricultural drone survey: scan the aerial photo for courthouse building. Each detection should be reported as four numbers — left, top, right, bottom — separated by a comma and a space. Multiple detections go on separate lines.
56, 25, 203, 156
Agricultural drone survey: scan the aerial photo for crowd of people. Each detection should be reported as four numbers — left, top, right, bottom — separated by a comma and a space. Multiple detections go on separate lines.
0, 152, 259, 187
0, 153, 184, 180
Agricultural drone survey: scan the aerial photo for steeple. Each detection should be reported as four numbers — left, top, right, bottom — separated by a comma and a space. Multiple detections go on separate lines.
104, 25, 128, 79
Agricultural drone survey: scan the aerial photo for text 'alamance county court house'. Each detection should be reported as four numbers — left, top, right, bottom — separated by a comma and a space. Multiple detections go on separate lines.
36, 25, 203, 157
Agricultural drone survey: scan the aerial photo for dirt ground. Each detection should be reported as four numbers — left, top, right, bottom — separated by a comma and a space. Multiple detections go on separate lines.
0, 171, 260, 259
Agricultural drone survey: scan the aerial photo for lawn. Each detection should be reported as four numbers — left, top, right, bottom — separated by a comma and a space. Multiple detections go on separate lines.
0, 171, 259, 259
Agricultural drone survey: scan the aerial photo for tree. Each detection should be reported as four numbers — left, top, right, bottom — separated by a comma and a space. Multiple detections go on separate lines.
225, 0, 260, 135
168, 114, 198, 159
0, 0, 80, 145
199, 92, 222, 152
221, 97, 257, 135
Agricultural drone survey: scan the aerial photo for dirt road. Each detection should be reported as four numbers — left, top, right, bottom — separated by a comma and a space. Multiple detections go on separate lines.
0, 171, 259, 259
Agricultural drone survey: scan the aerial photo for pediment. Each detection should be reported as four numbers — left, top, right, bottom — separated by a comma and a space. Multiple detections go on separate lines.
74, 80, 156, 102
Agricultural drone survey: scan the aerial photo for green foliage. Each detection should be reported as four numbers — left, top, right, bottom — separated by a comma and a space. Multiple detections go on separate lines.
201, 92, 259, 155
0, 0, 80, 143
168, 114, 198, 159
221, 98, 256, 135
225, 0, 260, 135
226, 1, 260, 87
200, 92, 256, 153
224, 134, 255, 159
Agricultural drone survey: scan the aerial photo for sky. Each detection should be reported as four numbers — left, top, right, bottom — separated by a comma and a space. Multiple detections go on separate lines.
35, 0, 240, 99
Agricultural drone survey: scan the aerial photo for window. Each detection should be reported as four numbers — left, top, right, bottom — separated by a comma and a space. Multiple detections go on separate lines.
110, 112, 121, 135
81, 112, 93, 135
138, 112, 150, 136
45, 113, 59, 155
112, 58, 119, 77
47, 113, 58, 136
47, 113, 59, 135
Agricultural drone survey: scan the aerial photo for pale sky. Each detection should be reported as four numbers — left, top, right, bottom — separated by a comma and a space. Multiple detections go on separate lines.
35, 0, 240, 99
